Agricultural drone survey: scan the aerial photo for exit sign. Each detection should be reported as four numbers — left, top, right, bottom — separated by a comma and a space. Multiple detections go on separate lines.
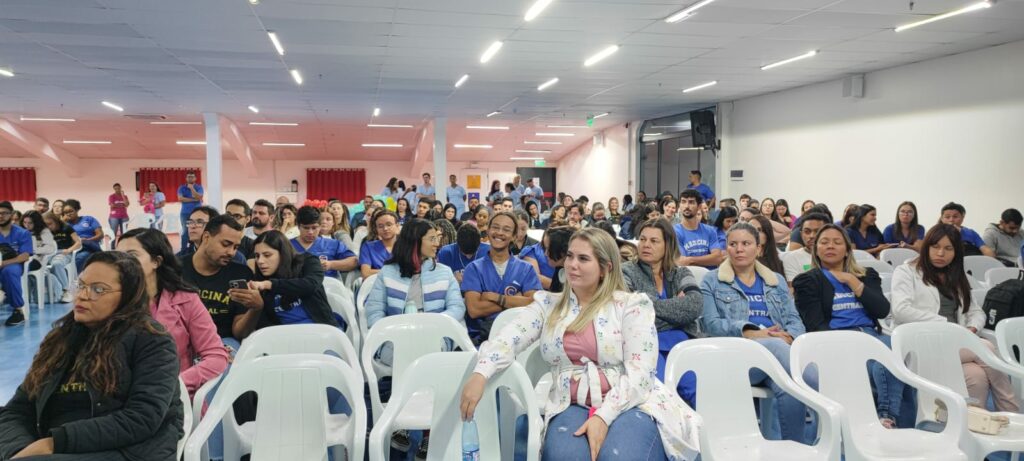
534, 160, 546, 167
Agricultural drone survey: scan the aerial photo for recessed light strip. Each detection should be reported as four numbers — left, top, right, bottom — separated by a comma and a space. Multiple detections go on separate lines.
510, 157, 544, 160
267, 32, 285, 55
583, 45, 620, 67
151, 121, 201, 125
0, 68, 13, 77
593, 112, 609, 119
761, 50, 817, 70
20, 117, 76, 122
665, 0, 715, 23
537, 77, 559, 91
262, 142, 305, 147
249, 122, 299, 126
466, 125, 509, 130
290, 69, 303, 85
524, 141, 561, 145
524, 0, 554, 21
362, 143, 403, 148
683, 80, 718, 93
453, 144, 493, 149
536, 132, 573, 137
546, 125, 587, 128
486, 111, 502, 118
101, 101, 124, 112
895, 1, 991, 32
176, 140, 206, 145
516, 149, 550, 153
248, 105, 260, 113
367, 124, 414, 128
454, 74, 470, 88
63, 140, 111, 144
480, 41, 504, 64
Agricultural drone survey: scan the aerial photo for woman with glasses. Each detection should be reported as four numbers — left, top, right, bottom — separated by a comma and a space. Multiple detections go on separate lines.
0, 252, 182, 460
883, 201, 925, 252
359, 210, 399, 279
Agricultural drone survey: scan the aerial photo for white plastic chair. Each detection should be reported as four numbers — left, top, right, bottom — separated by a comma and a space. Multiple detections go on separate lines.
526, 229, 544, 242
965, 256, 1005, 285
793, 330, 969, 461
665, 338, 842, 460
326, 291, 361, 354
859, 258, 894, 274
368, 352, 542, 461
880, 248, 918, 267
490, 308, 523, 340
892, 322, 1024, 459
972, 288, 990, 306
996, 317, 1024, 409
178, 377, 192, 461
853, 249, 875, 262
128, 213, 155, 230
184, 354, 366, 461
880, 272, 893, 295
986, 267, 1024, 288
352, 227, 368, 255
17, 260, 32, 319
355, 273, 377, 346
361, 313, 475, 426
686, 265, 709, 285
27, 254, 56, 309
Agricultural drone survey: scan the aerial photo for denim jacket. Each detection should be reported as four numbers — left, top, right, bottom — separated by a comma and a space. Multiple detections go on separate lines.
700, 259, 806, 338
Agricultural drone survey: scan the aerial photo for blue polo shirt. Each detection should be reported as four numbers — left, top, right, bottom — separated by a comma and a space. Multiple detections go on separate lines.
69, 216, 102, 251
436, 242, 490, 275
882, 224, 925, 245
823, 271, 873, 330
177, 183, 204, 215
674, 222, 723, 265
847, 226, 884, 251
686, 183, 714, 203
358, 240, 392, 270
738, 274, 773, 328
961, 226, 987, 250
0, 225, 34, 258
291, 237, 356, 278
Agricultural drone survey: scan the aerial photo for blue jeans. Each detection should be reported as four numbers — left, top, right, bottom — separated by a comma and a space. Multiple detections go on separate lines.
852, 327, 908, 421
1, 263, 25, 308
108, 217, 129, 239
751, 337, 818, 443
48, 253, 72, 295
74, 247, 99, 272
542, 406, 667, 461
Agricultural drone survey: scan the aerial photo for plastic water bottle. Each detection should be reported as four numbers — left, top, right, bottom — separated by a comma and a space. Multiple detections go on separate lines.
462, 419, 480, 461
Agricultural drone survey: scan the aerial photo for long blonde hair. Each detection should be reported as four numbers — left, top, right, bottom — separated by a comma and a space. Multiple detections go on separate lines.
810, 223, 866, 277
546, 227, 627, 332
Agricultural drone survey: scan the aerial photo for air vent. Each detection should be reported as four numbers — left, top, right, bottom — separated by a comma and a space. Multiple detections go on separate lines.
123, 114, 167, 121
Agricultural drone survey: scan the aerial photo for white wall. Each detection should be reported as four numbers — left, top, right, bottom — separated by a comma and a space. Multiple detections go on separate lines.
721, 39, 1024, 230
556, 124, 631, 206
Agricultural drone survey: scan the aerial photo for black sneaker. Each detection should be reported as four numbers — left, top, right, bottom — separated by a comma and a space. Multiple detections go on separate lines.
5, 309, 25, 326
391, 429, 411, 452
414, 435, 429, 461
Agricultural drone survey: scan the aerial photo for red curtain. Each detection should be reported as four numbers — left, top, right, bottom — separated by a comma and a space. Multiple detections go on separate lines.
306, 169, 365, 202
0, 168, 37, 202
138, 168, 201, 203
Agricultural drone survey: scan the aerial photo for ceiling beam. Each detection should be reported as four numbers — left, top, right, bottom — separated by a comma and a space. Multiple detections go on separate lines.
219, 115, 259, 178
409, 120, 434, 179
0, 116, 83, 178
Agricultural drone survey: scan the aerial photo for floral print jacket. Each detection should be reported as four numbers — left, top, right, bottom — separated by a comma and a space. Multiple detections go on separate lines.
474, 290, 701, 460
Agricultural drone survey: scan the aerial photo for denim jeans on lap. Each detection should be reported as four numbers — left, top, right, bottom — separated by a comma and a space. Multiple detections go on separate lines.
541, 405, 667, 461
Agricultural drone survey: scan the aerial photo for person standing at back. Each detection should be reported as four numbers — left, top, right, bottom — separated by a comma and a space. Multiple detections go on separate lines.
983, 208, 1024, 267
177, 170, 204, 251
674, 189, 724, 269
108, 183, 130, 240
446, 174, 468, 219
417, 172, 436, 208
685, 170, 715, 208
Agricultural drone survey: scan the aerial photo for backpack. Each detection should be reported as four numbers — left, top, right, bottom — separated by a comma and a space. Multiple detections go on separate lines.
983, 271, 1024, 330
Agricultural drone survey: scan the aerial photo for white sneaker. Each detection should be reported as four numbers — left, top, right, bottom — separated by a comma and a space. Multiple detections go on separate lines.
60, 291, 73, 303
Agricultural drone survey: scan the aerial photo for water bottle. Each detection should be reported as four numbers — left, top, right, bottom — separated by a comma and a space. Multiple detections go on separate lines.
404, 298, 419, 314
462, 419, 480, 461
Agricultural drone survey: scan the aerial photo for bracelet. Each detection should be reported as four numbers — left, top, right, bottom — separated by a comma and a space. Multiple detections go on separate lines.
499, 295, 506, 309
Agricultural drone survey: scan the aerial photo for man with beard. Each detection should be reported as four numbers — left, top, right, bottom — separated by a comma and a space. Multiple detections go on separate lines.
179, 214, 262, 347
0, 201, 33, 326
225, 198, 254, 259
674, 189, 725, 269
244, 199, 274, 241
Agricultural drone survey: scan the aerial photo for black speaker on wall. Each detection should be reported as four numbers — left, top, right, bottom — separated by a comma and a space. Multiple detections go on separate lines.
690, 110, 716, 148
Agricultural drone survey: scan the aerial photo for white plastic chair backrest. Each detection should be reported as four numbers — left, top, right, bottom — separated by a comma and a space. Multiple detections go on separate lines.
859, 258, 893, 274
971, 288, 989, 307
665, 337, 838, 452
163, 214, 183, 235
183, 354, 365, 461
361, 313, 476, 422
177, 377, 191, 461
792, 330, 967, 440
880, 272, 893, 294
996, 317, 1024, 369
986, 267, 1023, 288
352, 227, 368, 254
323, 276, 352, 300
685, 266, 709, 285
880, 248, 917, 267
355, 273, 377, 340
964, 255, 1004, 281
235, 324, 359, 369
852, 249, 874, 262
968, 275, 983, 290
490, 308, 523, 339
526, 229, 544, 242
326, 291, 361, 353
369, 352, 541, 461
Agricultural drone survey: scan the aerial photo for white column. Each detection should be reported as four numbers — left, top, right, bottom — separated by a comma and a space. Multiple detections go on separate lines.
433, 117, 447, 200
203, 112, 223, 209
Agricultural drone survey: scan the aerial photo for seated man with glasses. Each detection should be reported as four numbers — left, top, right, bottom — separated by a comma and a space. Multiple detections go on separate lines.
225, 198, 254, 260
177, 206, 245, 265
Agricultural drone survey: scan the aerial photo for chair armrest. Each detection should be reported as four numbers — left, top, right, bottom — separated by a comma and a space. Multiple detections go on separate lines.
191, 373, 223, 429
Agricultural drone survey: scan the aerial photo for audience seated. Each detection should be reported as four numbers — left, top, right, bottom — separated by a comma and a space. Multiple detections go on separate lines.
783, 212, 830, 286
786, 203, 833, 252
273, 203, 299, 240
983, 208, 1024, 266
1, 201, 33, 326
510, 210, 538, 256
673, 190, 724, 269
291, 206, 357, 279
775, 199, 795, 228
22, 211, 56, 276
44, 211, 81, 303
117, 228, 228, 395
519, 227, 560, 290
882, 201, 925, 252
243, 198, 275, 242
462, 228, 699, 460
395, 198, 412, 225
63, 199, 103, 272
225, 199, 254, 259
749, 215, 785, 275
437, 223, 490, 286
701, 223, 814, 443
892, 223, 1018, 411
359, 210, 398, 279
0, 252, 182, 460
939, 202, 996, 258
846, 204, 893, 257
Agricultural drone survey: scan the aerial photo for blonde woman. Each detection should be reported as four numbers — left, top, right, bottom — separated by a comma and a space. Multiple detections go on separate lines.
460, 228, 699, 461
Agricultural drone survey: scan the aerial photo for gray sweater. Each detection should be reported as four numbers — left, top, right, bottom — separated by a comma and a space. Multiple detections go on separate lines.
983, 223, 1023, 265
622, 261, 704, 337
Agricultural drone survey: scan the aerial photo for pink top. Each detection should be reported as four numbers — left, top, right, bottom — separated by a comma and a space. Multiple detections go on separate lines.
150, 289, 229, 395
109, 193, 129, 219
563, 322, 611, 407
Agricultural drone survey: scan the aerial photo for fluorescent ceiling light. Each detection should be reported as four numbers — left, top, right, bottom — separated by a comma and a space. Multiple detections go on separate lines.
267, 32, 285, 55
20, 117, 75, 122
761, 50, 817, 70
537, 77, 559, 91
665, 0, 715, 23
677, 147, 702, 151
583, 45, 620, 67
524, 141, 561, 145
510, 157, 544, 160
248, 105, 259, 113
249, 122, 299, 126
0, 68, 13, 77
895, 1, 991, 32
683, 80, 718, 93
536, 132, 573, 137
593, 112, 609, 119
466, 125, 509, 130
546, 125, 587, 128
454, 74, 470, 88
101, 101, 124, 112
487, 111, 502, 118
516, 149, 551, 153
480, 41, 504, 64
367, 124, 414, 128
176, 140, 206, 145
453, 144, 493, 149
525, 0, 554, 21
373, 107, 381, 117
645, 133, 664, 136
63, 140, 111, 144
362, 143, 403, 148
151, 121, 201, 125
290, 69, 303, 85
262, 142, 305, 147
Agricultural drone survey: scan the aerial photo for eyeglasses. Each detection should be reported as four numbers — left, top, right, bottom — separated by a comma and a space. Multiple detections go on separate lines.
186, 220, 208, 227
228, 213, 246, 220
75, 281, 120, 300
0, 211, 10, 217
898, 210, 915, 215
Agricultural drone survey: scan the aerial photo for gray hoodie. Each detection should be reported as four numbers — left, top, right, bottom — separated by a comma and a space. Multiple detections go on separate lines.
983, 223, 1023, 265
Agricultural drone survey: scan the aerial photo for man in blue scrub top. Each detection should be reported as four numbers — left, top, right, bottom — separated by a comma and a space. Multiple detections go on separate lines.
417, 172, 436, 207
939, 202, 996, 258
674, 189, 725, 269
510, 175, 525, 210
685, 170, 715, 207
523, 178, 544, 211
437, 224, 490, 287
446, 174, 467, 218
177, 170, 204, 251
1, 201, 33, 326
291, 206, 357, 278
463, 212, 541, 342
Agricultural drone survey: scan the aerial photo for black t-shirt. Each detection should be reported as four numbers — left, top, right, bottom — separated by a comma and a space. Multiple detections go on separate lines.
179, 255, 253, 338
52, 224, 76, 250
43, 374, 92, 434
